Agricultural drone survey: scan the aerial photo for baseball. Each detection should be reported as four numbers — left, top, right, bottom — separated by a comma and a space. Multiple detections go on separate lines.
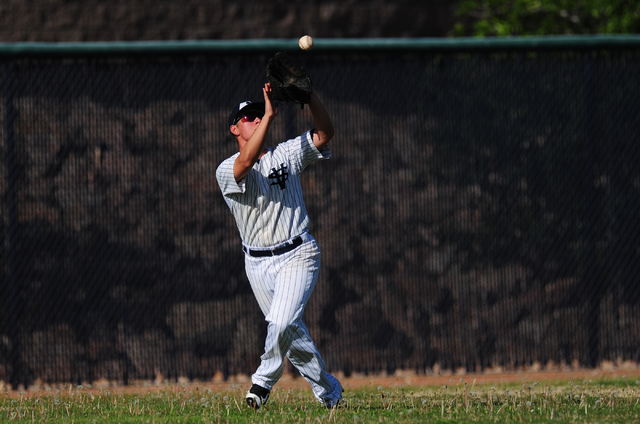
298, 35, 314, 50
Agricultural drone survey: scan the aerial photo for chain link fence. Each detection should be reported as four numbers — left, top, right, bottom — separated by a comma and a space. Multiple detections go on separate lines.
1, 39, 639, 389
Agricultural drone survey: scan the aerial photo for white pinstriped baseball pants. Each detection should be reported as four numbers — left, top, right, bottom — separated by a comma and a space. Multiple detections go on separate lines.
244, 232, 342, 404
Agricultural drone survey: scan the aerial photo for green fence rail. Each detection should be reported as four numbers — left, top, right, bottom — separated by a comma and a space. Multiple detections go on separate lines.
1, 35, 640, 57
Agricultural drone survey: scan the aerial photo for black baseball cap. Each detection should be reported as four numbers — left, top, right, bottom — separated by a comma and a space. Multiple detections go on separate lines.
228, 101, 265, 131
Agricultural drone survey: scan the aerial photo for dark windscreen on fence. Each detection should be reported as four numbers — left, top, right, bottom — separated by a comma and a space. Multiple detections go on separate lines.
1, 40, 639, 388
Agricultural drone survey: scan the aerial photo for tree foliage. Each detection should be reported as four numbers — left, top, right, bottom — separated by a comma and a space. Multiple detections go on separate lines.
451, 0, 640, 36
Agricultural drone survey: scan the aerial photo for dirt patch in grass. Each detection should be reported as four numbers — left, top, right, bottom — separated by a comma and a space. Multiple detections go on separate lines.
9, 364, 640, 398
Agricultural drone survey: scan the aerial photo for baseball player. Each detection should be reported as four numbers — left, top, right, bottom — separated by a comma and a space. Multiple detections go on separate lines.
215, 82, 343, 409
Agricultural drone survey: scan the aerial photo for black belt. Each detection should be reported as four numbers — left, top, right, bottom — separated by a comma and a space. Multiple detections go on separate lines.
243, 236, 303, 257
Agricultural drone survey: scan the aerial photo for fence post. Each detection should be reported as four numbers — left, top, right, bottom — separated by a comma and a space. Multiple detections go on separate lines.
583, 57, 605, 368
4, 61, 23, 390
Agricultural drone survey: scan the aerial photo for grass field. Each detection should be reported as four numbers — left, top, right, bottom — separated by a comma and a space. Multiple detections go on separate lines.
1, 375, 640, 423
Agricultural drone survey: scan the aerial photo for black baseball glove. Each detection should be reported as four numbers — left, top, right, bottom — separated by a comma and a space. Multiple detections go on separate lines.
266, 52, 312, 106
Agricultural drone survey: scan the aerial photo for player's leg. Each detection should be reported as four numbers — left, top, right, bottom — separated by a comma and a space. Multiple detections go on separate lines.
243, 253, 278, 408
244, 255, 275, 318
249, 239, 320, 390
286, 319, 343, 407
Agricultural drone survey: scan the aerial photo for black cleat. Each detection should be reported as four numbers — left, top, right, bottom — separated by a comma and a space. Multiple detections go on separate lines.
246, 384, 270, 409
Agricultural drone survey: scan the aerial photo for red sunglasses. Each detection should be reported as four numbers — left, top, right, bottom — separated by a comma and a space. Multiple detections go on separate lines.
234, 113, 263, 124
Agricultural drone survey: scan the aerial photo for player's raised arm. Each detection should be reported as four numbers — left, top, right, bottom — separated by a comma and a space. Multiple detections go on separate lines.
232, 84, 278, 181
308, 89, 334, 151
265, 51, 332, 150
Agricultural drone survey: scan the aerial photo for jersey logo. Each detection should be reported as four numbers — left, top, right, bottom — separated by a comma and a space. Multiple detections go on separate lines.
268, 164, 289, 190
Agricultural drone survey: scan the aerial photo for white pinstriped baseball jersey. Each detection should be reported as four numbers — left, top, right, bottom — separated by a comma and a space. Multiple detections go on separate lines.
216, 130, 330, 248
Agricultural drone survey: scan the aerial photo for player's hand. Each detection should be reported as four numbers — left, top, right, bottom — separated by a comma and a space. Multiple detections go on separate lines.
263, 83, 278, 120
